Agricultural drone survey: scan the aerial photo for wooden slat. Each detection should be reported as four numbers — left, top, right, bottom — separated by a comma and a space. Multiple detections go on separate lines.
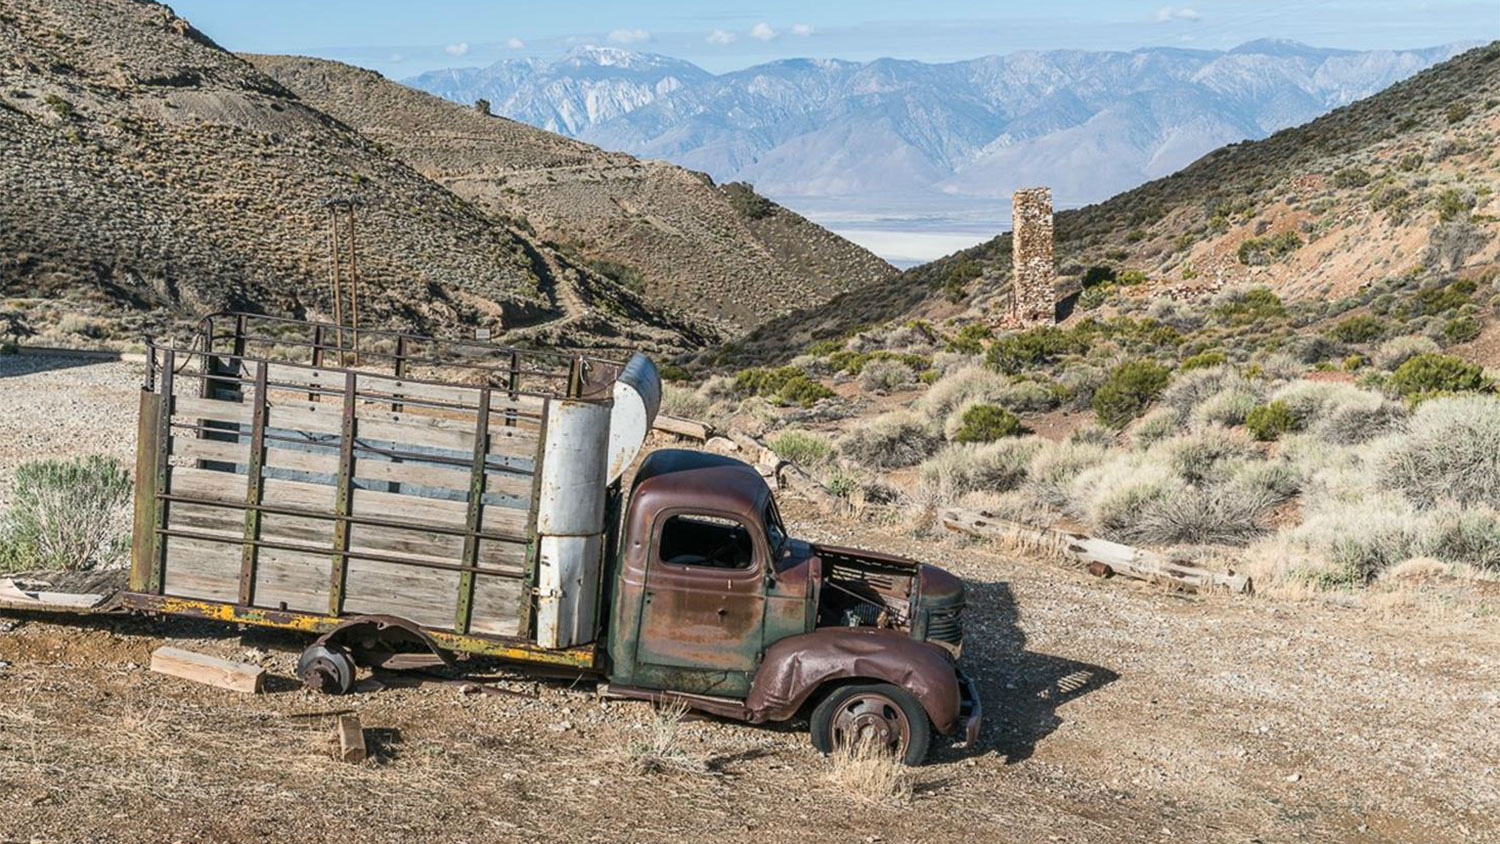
341, 558, 458, 630
174, 437, 250, 466
253, 547, 331, 613
469, 574, 525, 637
172, 395, 252, 426
239, 364, 270, 605
162, 535, 241, 602
166, 500, 244, 539
457, 387, 491, 633
263, 444, 340, 477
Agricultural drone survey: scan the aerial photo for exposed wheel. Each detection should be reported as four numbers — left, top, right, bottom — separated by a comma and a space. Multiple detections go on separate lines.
298, 643, 356, 695
810, 682, 932, 766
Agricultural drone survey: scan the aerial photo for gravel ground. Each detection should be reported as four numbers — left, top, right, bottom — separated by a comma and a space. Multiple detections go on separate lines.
0, 355, 142, 509
0, 357, 1497, 843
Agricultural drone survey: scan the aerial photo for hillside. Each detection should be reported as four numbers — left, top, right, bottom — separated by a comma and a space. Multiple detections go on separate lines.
715, 42, 1500, 366
246, 54, 893, 338
0, 0, 754, 355
407, 42, 1468, 215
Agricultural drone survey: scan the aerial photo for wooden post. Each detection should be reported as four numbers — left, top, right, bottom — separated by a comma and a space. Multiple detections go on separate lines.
328, 371, 357, 615
150, 348, 175, 595
455, 387, 491, 633
149, 646, 265, 693
238, 362, 269, 606
336, 714, 367, 763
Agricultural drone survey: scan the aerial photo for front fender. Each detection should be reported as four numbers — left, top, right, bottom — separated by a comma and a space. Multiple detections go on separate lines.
746, 628, 962, 735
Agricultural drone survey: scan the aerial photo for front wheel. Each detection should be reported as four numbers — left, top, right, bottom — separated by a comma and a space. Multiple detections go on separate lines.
809, 682, 932, 766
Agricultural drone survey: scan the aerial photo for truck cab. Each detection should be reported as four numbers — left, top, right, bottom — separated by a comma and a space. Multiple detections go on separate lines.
605, 449, 980, 764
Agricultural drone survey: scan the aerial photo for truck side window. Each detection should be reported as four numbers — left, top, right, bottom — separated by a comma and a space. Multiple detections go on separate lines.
658, 513, 754, 569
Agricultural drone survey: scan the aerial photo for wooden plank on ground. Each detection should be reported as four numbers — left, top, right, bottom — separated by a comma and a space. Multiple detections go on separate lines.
336, 714, 367, 763
653, 414, 710, 440
939, 507, 1253, 594
149, 646, 265, 693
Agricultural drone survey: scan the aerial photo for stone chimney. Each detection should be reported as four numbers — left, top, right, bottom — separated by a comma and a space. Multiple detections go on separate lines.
1010, 187, 1056, 327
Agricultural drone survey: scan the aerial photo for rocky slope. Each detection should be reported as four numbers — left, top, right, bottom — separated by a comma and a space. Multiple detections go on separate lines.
716, 42, 1500, 365
246, 55, 894, 338
408, 41, 1470, 211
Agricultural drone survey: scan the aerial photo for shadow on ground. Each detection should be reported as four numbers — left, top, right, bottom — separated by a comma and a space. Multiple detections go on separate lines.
943, 579, 1120, 764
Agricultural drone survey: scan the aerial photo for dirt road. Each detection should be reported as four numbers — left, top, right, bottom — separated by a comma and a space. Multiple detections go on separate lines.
1, 356, 1497, 843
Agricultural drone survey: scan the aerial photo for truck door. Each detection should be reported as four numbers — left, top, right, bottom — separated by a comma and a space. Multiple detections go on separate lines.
634, 510, 767, 690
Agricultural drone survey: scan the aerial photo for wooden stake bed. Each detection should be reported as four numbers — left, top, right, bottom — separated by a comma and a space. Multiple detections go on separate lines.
125, 313, 622, 665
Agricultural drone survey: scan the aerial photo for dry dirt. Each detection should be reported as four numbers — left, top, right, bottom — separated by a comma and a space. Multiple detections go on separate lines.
2, 356, 1498, 844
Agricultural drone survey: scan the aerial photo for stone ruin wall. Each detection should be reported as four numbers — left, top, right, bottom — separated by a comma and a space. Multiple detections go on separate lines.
1010, 187, 1056, 327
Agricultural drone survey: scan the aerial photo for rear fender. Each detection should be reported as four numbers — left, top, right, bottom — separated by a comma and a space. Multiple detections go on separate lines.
746, 628, 961, 735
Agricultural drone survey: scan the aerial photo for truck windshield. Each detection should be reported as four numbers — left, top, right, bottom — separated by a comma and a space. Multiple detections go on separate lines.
765, 500, 787, 563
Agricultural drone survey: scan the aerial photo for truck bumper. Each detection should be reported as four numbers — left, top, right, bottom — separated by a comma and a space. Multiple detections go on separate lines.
953, 668, 982, 748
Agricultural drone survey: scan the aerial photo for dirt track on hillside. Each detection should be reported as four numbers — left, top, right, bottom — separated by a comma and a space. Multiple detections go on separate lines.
1, 357, 1497, 843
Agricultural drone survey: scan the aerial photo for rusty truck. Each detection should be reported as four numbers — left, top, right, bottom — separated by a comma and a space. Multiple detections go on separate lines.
49, 313, 979, 763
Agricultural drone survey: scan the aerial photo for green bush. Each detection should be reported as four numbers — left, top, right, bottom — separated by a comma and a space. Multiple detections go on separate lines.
775, 376, 835, 408
1236, 231, 1302, 266
1081, 265, 1116, 288
1179, 350, 1226, 372
1331, 167, 1371, 189
0, 457, 132, 573
1411, 278, 1476, 316
985, 326, 1080, 374
1328, 314, 1386, 344
1447, 102, 1473, 125
733, 365, 833, 407
768, 430, 833, 465
1093, 360, 1171, 428
1387, 353, 1489, 401
658, 364, 693, 383
953, 404, 1025, 443
1246, 400, 1297, 441
1212, 288, 1286, 325
1442, 315, 1482, 345
1380, 396, 1500, 510
945, 322, 993, 355
1436, 188, 1473, 223
1119, 269, 1148, 286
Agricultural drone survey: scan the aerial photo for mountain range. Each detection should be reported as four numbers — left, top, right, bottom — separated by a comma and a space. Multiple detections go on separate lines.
407, 41, 1474, 213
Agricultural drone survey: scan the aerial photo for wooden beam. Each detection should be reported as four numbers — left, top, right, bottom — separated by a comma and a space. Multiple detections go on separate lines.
149, 646, 265, 693
336, 714, 367, 763
940, 507, 1253, 594
653, 414, 711, 441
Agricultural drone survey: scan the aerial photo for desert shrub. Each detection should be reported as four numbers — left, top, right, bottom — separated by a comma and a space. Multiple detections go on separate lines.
1435, 188, 1474, 223
1374, 335, 1439, 370
1312, 398, 1407, 445
1154, 426, 1257, 485
1424, 504, 1500, 571
1056, 364, 1107, 411
1246, 400, 1297, 441
1236, 232, 1302, 266
917, 365, 1010, 421
1131, 407, 1184, 449
1024, 440, 1109, 508
722, 182, 774, 219
919, 438, 1040, 500
1409, 278, 1477, 317
1161, 366, 1247, 415
995, 379, 1060, 413
1442, 315, 1482, 345
1331, 166, 1371, 189
659, 383, 710, 419
776, 376, 836, 407
769, 430, 833, 465
1446, 102, 1473, 124
1386, 353, 1488, 401
1081, 265, 1117, 288
1069, 454, 1183, 540
0, 457, 132, 573
1211, 287, 1286, 325
1093, 360, 1170, 428
1288, 333, 1345, 365
1179, 350, 1226, 372
658, 364, 692, 383
1191, 387, 1260, 427
985, 327, 1080, 374
945, 322, 993, 355
1329, 314, 1386, 344
629, 700, 707, 775
858, 358, 917, 393
1283, 493, 1425, 587
953, 404, 1025, 443
1130, 484, 1279, 545
1379, 395, 1500, 508
837, 411, 941, 470
56, 313, 104, 338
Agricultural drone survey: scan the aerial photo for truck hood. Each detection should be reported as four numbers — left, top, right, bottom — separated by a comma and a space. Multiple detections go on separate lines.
794, 541, 964, 606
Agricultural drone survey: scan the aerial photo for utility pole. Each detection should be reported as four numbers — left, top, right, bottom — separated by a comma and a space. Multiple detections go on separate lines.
322, 196, 362, 365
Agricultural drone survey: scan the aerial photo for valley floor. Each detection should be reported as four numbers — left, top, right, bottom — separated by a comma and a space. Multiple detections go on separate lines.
1, 356, 1497, 843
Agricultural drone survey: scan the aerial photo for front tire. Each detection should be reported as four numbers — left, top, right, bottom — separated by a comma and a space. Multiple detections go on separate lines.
809, 682, 932, 766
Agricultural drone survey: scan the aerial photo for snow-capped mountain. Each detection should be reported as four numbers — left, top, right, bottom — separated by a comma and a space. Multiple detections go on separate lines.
404, 40, 1472, 208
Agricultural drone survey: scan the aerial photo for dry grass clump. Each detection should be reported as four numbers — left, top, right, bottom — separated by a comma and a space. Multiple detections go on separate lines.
0, 456, 132, 573
838, 410, 941, 469
627, 701, 707, 775
858, 357, 918, 393
1378, 395, 1500, 509
1160, 365, 1255, 415
917, 364, 1011, 420
1375, 335, 1440, 370
919, 438, 1040, 500
822, 737, 912, 805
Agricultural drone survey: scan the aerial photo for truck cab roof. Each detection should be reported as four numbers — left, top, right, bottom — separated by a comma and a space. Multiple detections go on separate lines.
630, 449, 771, 523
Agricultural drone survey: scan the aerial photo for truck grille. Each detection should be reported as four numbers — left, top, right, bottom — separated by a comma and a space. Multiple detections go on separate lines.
926, 607, 963, 648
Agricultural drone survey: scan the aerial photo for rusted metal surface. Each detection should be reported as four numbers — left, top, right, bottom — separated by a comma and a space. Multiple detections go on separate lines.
119, 593, 600, 669
829, 688, 913, 753
746, 627, 964, 735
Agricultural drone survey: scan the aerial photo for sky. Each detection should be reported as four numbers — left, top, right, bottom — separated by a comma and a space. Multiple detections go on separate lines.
172, 0, 1499, 77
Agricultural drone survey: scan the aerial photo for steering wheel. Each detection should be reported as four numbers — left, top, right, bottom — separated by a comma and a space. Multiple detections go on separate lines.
703, 525, 747, 567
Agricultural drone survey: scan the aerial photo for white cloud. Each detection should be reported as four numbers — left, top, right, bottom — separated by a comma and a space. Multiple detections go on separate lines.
749, 21, 776, 41
1155, 6, 1201, 22
505, 37, 525, 49
790, 23, 813, 37
706, 28, 736, 45
608, 27, 650, 44
444, 42, 469, 56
